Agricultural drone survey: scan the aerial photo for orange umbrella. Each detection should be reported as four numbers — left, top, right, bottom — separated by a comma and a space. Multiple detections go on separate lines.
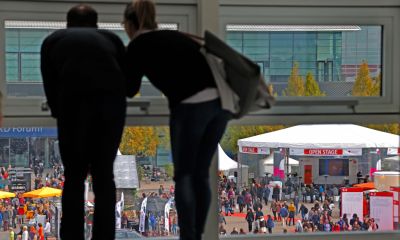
353, 182, 375, 190
22, 187, 62, 198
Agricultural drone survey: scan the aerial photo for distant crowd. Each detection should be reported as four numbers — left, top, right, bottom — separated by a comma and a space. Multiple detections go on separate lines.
217, 174, 379, 235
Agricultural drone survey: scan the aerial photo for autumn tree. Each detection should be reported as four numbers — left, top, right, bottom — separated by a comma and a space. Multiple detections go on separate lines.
304, 72, 325, 96
366, 123, 399, 135
119, 126, 170, 157
352, 61, 375, 96
371, 72, 381, 96
283, 62, 305, 96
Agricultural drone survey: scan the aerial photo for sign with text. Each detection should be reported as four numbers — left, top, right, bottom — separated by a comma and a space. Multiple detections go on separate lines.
240, 146, 270, 154
290, 148, 362, 156
341, 187, 363, 219
369, 191, 394, 231
390, 187, 400, 223
0, 127, 57, 137
387, 147, 400, 155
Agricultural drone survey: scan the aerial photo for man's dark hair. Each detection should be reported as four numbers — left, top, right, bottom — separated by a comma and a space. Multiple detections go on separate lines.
67, 4, 98, 28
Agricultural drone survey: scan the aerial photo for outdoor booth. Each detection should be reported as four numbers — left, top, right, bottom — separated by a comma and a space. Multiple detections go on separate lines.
237, 124, 400, 185
218, 145, 249, 187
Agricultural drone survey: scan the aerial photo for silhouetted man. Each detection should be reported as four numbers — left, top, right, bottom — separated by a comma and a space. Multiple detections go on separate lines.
41, 4, 127, 240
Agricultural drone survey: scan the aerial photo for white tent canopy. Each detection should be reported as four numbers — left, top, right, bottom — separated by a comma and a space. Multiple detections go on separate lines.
218, 144, 248, 170
238, 124, 400, 149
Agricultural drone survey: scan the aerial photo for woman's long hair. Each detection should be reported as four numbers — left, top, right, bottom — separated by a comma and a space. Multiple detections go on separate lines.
124, 0, 157, 30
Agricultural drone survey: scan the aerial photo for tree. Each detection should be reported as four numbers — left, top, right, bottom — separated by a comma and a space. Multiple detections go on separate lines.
220, 125, 286, 153
267, 84, 278, 97
304, 72, 325, 96
119, 127, 158, 157
371, 72, 381, 96
366, 124, 399, 135
352, 61, 375, 96
164, 163, 174, 180
283, 62, 305, 96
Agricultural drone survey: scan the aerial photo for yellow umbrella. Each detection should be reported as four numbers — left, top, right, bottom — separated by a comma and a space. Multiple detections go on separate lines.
22, 187, 62, 198
0, 190, 16, 199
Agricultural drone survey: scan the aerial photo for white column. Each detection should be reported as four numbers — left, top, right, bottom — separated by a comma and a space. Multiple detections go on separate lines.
197, 0, 220, 239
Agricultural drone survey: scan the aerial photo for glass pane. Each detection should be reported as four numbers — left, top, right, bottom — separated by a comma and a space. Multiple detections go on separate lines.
6, 53, 19, 82
226, 25, 383, 97
4, 21, 177, 97
21, 53, 42, 82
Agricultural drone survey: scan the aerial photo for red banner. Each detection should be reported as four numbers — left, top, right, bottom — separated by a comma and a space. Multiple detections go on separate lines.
370, 191, 393, 197
304, 165, 312, 185
304, 149, 343, 155
241, 147, 258, 154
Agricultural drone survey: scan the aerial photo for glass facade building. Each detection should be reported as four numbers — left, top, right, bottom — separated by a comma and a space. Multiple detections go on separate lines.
4, 23, 381, 97
226, 25, 382, 96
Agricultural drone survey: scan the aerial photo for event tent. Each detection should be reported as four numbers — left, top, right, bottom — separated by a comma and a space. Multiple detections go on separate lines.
0, 190, 15, 199
23, 187, 62, 198
218, 144, 248, 170
262, 155, 299, 165
238, 124, 400, 149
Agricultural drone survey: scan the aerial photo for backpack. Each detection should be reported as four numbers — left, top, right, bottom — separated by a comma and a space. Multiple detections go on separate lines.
304, 207, 309, 214
201, 31, 274, 118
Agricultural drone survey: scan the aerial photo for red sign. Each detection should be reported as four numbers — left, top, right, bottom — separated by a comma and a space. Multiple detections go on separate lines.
390, 187, 400, 192
341, 187, 364, 192
304, 149, 343, 155
241, 147, 258, 154
369, 192, 393, 197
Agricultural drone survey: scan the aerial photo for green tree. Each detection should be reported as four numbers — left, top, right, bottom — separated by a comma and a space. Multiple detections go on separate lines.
304, 72, 325, 96
164, 163, 174, 179
283, 62, 305, 96
137, 165, 144, 181
352, 61, 375, 96
220, 125, 286, 153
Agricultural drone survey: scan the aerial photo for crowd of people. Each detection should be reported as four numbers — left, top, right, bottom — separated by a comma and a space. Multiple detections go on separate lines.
0, 194, 53, 239
0, 164, 64, 239
217, 174, 380, 236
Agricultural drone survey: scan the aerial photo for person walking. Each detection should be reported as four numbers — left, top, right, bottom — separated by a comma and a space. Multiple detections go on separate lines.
263, 184, 271, 206
236, 193, 245, 213
37, 223, 44, 240
280, 205, 289, 227
270, 200, 278, 221
266, 215, 274, 234
44, 219, 51, 240
21, 226, 29, 240
41, 4, 127, 240
287, 202, 296, 226
299, 203, 308, 220
123, 1, 231, 239
245, 208, 255, 233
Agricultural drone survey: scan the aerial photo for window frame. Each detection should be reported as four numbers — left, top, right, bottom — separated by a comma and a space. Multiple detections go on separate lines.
219, 5, 399, 119
0, 1, 197, 127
